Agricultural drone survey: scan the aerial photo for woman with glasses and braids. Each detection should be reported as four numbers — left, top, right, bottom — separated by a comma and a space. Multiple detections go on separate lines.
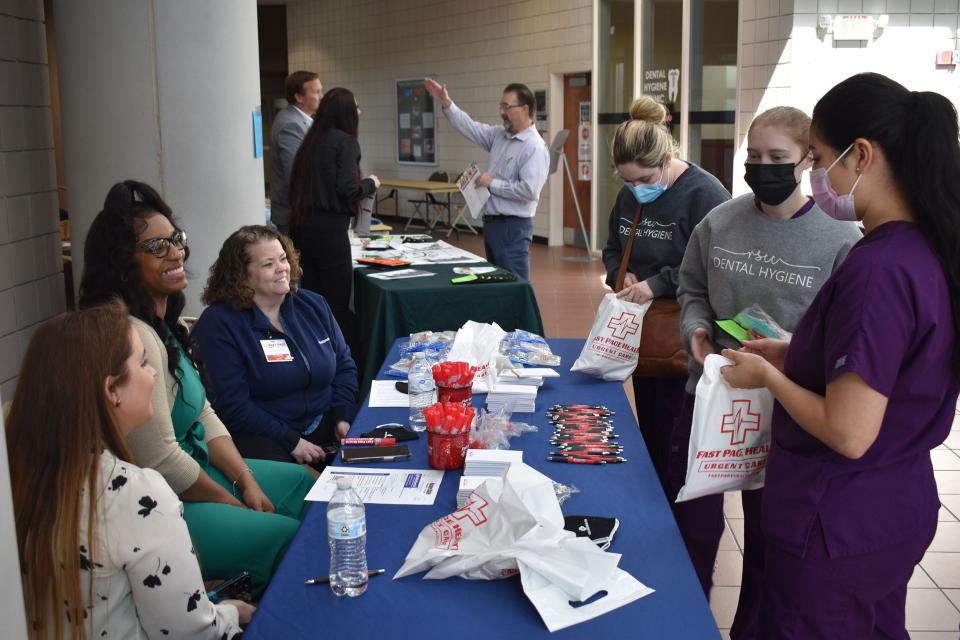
79, 180, 314, 597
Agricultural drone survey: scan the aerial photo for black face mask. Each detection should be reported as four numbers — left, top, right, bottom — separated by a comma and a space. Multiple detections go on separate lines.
743, 162, 801, 206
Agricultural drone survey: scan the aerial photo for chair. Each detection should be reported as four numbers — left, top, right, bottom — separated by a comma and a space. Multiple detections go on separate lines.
404, 171, 449, 231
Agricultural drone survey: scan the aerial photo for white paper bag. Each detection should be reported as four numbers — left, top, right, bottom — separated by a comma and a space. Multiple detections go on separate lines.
676, 354, 773, 503
447, 321, 507, 390
394, 464, 654, 632
571, 293, 652, 381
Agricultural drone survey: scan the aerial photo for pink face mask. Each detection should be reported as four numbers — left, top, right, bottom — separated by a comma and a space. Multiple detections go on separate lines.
809, 142, 862, 221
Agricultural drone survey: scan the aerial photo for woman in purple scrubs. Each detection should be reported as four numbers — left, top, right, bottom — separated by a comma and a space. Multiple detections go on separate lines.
720, 72, 960, 637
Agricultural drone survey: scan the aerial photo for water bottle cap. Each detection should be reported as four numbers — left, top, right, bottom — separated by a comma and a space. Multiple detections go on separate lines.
335, 476, 353, 490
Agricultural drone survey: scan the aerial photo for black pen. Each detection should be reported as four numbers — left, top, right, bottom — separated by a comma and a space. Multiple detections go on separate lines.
305, 568, 385, 585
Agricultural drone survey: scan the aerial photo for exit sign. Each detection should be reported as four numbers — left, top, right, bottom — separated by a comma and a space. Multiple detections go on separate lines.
832, 15, 875, 40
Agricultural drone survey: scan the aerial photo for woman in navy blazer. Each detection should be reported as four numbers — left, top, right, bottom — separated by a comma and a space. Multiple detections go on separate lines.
192, 225, 359, 470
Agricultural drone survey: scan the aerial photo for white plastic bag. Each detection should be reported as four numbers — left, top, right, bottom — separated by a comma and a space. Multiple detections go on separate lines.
394, 463, 654, 632
447, 321, 507, 391
676, 354, 773, 503
571, 293, 652, 381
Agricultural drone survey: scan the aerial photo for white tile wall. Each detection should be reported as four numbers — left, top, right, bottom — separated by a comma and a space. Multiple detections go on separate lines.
733, 0, 960, 195
0, 4, 61, 398
286, 0, 592, 239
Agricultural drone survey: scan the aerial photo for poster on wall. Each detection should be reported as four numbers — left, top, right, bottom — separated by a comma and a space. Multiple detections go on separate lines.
397, 78, 438, 166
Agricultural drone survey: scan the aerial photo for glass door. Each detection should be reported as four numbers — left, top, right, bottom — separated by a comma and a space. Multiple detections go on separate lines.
686, 0, 738, 192
597, 0, 635, 254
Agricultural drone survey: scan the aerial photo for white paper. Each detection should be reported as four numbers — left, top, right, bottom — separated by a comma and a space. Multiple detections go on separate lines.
353, 240, 485, 269
368, 380, 411, 408
457, 162, 491, 219
399, 113, 411, 129
499, 367, 559, 379
366, 268, 436, 280
306, 466, 444, 505
422, 112, 435, 128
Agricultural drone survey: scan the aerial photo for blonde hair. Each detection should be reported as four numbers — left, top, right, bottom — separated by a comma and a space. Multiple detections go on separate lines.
748, 106, 811, 152
612, 96, 679, 168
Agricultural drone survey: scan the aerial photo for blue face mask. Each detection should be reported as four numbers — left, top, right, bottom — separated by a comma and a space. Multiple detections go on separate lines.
627, 166, 669, 204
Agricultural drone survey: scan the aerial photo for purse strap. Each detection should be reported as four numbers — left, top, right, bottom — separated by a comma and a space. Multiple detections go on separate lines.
614, 204, 644, 292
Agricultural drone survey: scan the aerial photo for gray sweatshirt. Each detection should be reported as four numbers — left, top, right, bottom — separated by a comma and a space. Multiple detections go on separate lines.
603, 164, 730, 296
678, 194, 863, 392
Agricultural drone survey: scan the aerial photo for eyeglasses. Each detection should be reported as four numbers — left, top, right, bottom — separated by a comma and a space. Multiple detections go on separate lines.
499, 103, 523, 111
135, 229, 188, 258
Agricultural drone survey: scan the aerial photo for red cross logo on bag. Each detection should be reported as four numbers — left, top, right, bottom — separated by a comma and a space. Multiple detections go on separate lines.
720, 399, 761, 445
607, 312, 640, 339
451, 496, 489, 526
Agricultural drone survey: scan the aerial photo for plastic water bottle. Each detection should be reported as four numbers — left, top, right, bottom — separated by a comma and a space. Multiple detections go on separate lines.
327, 477, 368, 597
408, 353, 435, 432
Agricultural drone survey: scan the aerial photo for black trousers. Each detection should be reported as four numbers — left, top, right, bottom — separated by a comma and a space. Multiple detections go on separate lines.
291, 213, 355, 344
231, 413, 339, 469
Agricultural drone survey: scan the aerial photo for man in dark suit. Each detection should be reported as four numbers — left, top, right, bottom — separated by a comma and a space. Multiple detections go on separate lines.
269, 71, 322, 233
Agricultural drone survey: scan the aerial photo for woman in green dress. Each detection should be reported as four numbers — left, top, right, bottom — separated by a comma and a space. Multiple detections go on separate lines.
79, 180, 316, 596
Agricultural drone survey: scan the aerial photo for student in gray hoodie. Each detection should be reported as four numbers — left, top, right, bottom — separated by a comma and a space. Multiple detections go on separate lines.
602, 96, 730, 499
676, 107, 862, 638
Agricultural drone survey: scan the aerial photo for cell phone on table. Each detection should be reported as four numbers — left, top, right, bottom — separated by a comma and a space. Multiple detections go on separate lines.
341, 445, 411, 464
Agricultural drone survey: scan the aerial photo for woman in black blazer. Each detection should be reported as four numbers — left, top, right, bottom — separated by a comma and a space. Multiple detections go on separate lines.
289, 88, 379, 340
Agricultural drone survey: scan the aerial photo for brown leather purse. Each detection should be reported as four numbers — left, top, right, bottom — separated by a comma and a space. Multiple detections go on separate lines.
614, 205, 689, 378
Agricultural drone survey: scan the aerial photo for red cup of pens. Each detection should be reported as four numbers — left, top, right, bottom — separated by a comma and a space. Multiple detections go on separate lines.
424, 402, 475, 470
432, 362, 476, 406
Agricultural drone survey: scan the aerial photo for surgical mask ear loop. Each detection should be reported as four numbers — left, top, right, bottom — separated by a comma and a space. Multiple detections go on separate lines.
849, 168, 863, 196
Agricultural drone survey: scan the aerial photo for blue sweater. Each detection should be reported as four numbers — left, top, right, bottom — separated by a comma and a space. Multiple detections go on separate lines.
191, 289, 359, 452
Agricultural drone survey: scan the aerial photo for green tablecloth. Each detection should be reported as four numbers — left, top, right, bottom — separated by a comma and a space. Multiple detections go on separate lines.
352, 263, 544, 394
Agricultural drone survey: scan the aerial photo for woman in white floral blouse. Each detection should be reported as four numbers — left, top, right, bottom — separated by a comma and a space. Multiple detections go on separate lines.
6, 300, 254, 639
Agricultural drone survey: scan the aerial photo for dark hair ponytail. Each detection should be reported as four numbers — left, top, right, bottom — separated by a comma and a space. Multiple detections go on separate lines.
289, 87, 360, 228
78, 180, 190, 376
812, 73, 960, 376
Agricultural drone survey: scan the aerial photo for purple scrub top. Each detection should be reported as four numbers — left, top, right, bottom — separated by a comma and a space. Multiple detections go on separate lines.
763, 221, 959, 558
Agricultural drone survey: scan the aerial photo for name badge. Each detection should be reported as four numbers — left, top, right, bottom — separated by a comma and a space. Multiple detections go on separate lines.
260, 339, 294, 362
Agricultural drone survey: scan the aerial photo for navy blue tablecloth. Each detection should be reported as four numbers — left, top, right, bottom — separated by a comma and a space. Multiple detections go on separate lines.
245, 339, 719, 639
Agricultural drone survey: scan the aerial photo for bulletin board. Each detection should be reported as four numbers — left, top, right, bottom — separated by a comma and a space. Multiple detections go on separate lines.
396, 78, 438, 166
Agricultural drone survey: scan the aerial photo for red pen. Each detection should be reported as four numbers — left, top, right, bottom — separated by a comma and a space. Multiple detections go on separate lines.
550, 450, 621, 456
563, 455, 627, 463
547, 456, 606, 464
341, 437, 397, 446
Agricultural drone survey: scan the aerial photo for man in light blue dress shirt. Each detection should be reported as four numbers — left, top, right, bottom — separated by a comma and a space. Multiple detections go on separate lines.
425, 78, 549, 280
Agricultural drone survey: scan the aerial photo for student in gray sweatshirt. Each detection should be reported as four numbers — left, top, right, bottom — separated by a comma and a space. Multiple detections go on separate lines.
601, 96, 729, 501
675, 107, 862, 638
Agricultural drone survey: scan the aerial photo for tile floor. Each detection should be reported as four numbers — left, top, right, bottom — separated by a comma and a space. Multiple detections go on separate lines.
438, 231, 960, 637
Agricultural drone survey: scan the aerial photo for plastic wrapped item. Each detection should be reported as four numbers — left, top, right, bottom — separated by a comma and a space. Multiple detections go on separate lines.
553, 481, 580, 507
468, 408, 538, 450
715, 304, 792, 345
399, 331, 456, 359
500, 330, 561, 367
386, 357, 414, 379
733, 304, 792, 340
388, 331, 455, 379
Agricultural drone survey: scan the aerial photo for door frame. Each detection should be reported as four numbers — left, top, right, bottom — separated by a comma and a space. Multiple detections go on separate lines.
548, 63, 593, 248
